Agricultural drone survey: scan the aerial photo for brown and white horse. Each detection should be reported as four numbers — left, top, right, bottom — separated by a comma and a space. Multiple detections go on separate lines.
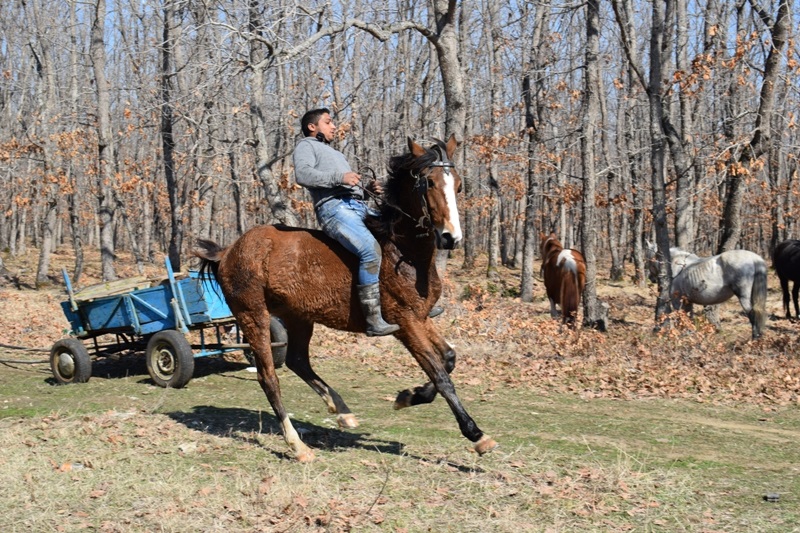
540, 232, 586, 328
195, 136, 496, 462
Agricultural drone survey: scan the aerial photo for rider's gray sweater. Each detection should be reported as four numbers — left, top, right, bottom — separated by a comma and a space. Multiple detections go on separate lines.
293, 137, 363, 208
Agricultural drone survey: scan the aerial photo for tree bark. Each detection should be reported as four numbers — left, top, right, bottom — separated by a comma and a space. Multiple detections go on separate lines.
248, 0, 299, 227
718, 0, 790, 252
90, 0, 116, 281
580, 0, 602, 329
520, 1, 550, 302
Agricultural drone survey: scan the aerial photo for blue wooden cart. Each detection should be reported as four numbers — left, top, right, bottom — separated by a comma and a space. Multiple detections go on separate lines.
51, 258, 287, 388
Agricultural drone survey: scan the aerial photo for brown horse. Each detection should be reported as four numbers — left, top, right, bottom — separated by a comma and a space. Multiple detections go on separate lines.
195, 136, 496, 462
540, 232, 586, 328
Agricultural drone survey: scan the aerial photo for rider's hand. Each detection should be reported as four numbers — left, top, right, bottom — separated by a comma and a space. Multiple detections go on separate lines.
367, 180, 384, 195
342, 172, 361, 186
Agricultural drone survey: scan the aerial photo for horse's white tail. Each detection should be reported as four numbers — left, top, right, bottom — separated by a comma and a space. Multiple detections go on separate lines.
751, 260, 768, 338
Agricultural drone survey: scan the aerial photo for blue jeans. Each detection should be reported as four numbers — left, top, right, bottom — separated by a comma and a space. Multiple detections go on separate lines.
316, 197, 382, 286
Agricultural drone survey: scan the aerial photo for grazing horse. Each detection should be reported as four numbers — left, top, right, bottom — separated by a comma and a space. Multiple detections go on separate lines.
647, 244, 768, 340
540, 232, 586, 327
194, 136, 496, 462
645, 241, 700, 283
773, 239, 800, 319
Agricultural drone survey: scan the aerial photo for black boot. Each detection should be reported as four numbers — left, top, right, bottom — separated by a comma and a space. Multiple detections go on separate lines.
357, 283, 400, 337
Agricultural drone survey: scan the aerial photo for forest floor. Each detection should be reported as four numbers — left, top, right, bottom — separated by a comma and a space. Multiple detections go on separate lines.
1, 246, 799, 531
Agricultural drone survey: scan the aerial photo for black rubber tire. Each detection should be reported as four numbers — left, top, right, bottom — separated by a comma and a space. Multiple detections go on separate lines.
270, 316, 288, 368
145, 330, 195, 388
243, 317, 288, 369
50, 338, 92, 384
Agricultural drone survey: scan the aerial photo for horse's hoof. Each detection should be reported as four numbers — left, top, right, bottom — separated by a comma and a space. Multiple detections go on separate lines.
295, 448, 316, 463
393, 390, 413, 410
337, 413, 359, 429
474, 435, 498, 455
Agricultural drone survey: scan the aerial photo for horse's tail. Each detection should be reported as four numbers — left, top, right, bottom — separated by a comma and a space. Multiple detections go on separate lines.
751, 259, 768, 338
193, 239, 227, 283
560, 265, 581, 328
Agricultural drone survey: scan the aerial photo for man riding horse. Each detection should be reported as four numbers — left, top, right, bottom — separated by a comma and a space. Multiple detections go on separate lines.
294, 108, 442, 336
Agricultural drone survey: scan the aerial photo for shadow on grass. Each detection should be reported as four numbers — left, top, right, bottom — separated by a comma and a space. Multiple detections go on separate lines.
167, 405, 485, 473
167, 404, 404, 459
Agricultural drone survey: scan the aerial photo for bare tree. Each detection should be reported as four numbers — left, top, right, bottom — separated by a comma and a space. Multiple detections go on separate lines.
520, 0, 551, 303
89, 0, 116, 281
612, 0, 675, 321
580, 0, 603, 329
718, 0, 790, 252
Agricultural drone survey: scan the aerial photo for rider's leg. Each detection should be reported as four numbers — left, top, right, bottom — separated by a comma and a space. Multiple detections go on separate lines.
317, 198, 399, 336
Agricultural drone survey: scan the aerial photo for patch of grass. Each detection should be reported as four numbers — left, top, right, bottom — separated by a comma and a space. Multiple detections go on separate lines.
3, 249, 800, 530
1, 353, 798, 532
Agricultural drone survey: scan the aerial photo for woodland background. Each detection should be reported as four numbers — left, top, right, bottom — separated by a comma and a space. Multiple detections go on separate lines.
0, 0, 798, 324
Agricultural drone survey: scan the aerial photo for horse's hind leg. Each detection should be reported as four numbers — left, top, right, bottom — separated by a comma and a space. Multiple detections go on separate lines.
733, 291, 760, 339
394, 321, 455, 409
780, 277, 791, 318
283, 320, 358, 429
792, 282, 799, 319
549, 297, 559, 319
396, 323, 496, 455
236, 308, 314, 462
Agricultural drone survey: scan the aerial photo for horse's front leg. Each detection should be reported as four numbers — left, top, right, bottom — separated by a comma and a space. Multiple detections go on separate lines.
395, 322, 496, 456
792, 282, 800, 319
283, 319, 358, 429
394, 320, 455, 409
236, 308, 315, 463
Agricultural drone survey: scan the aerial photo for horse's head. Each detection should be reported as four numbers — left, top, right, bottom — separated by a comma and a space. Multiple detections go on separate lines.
540, 232, 559, 257
386, 135, 463, 250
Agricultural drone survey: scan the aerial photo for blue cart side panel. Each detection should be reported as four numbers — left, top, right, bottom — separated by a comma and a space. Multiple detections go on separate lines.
64, 284, 178, 336
61, 270, 234, 338
183, 273, 233, 325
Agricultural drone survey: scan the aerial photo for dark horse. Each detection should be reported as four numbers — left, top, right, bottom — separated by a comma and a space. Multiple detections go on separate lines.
540, 232, 586, 328
773, 239, 800, 319
195, 136, 496, 462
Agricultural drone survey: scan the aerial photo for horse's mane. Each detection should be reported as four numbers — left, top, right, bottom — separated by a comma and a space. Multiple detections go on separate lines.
366, 139, 447, 239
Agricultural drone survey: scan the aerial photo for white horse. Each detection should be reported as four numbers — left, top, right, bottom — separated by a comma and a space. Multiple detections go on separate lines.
645, 242, 767, 339
645, 241, 700, 283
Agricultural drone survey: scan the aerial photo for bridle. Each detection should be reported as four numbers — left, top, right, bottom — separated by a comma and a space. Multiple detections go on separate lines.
360, 144, 456, 238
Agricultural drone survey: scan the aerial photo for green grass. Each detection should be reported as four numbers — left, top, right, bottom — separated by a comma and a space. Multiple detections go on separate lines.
1, 349, 799, 532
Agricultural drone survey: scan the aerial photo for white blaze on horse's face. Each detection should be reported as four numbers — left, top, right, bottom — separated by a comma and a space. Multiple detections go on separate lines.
440, 168, 462, 247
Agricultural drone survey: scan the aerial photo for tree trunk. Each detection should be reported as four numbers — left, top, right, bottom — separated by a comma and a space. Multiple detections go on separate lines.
520, 1, 550, 302
248, 1, 298, 227
718, 0, 790, 253
90, 0, 116, 281
160, 0, 182, 271
486, 0, 501, 278
581, 0, 603, 329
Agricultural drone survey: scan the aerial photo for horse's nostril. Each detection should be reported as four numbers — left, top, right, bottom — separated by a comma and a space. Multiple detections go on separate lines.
441, 233, 456, 250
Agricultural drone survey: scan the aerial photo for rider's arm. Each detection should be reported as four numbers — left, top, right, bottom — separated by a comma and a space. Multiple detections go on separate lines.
293, 139, 344, 189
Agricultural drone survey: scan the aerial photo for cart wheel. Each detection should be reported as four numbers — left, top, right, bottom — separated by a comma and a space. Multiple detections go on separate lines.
243, 317, 288, 369
270, 316, 288, 368
50, 338, 92, 384
145, 330, 194, 388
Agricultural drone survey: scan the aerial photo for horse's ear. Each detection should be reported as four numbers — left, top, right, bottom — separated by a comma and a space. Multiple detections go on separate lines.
408, 137, 426, 157
445, 134, 459, 160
